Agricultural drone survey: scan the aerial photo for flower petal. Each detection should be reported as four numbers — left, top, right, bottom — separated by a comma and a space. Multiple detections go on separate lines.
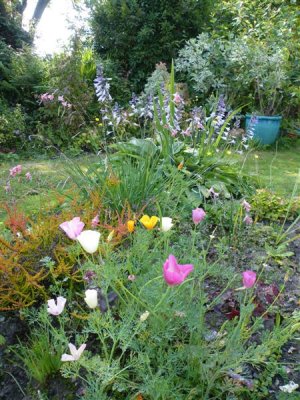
61, 354, 75, 362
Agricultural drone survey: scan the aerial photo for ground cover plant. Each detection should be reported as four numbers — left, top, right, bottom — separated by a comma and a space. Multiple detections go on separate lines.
0, 1, 299, 399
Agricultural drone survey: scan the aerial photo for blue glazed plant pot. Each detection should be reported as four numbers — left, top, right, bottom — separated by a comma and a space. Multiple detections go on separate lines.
245, 115, 282, 145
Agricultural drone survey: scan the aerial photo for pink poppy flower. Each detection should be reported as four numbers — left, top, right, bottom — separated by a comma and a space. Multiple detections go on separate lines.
59, 217, 85, 240
192, 207, 206, 225
128, 274, 136, 281
242, 270, 257, 288
163, 254, 194, 286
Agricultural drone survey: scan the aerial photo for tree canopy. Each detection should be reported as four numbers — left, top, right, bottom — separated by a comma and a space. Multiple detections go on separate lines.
89, 0, 212, 93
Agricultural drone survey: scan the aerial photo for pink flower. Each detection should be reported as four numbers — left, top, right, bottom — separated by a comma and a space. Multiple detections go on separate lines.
192, 207, 206, 224
25, 172, 32, 181
62, 101, 72, 108
128, 274, 136, 281
9, 164, 22, 177
40, 93, 49, 103
242, 200, 251, 212
243, 215, 253, 225
173, 92, 183, 104
91, 214, 99, 228
60, 217, 85, 240
47, 296, 66, 315
182, 128, 191, 136
242, 270, 257, 288
61, 343, 86, 362
163, 254, 194, 286
58, 95, 64, 102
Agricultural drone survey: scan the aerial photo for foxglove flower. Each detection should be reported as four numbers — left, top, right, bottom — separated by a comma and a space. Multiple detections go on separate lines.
163, 254, 194, 286
47, 296, 66, 316
192, 208, 206, 224
243, 215, 253, 225
173, 92, 183, 104
94, 65, 112, 103
61, 343, 86, 362
77, 230, 101, 254
242, 200, 251, 212
60, 217, 85, 240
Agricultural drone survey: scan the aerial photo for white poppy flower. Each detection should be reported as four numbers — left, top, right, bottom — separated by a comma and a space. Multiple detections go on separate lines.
84, 289, 98, 309
47, 296, 66, 316
61, 343, 86, 362
77, 230, 101, 254
160, 217, 174, 232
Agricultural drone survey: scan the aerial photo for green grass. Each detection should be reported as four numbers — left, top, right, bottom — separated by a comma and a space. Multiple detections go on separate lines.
1, 140, 299, 224
0, 154, 99, 222
239, 139, 300, 196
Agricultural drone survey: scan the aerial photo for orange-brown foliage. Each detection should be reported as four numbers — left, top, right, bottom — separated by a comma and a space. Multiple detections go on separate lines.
0, 192, 141, 310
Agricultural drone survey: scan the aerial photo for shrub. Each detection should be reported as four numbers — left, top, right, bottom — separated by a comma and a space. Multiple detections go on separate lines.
90, 0, 212, 95
176, 34, 291, 115
0, 101, 26, 150
251, 189, 300, 221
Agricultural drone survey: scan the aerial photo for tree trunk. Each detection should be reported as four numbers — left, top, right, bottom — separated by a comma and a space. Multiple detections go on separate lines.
31, 0, 51, 24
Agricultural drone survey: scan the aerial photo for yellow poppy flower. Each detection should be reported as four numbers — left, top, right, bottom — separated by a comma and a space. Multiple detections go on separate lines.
127, 220, 135, 233
139, 215, 159, 230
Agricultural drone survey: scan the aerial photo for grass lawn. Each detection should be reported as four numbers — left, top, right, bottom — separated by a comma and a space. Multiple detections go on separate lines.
239, 139, 300, 196
1, 140, 299, 223
0, 155, 100, 223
